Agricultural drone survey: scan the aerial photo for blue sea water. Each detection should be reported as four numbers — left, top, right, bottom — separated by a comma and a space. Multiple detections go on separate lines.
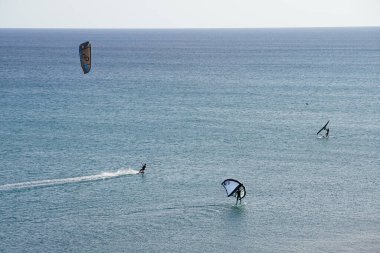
0, 28, 379, 252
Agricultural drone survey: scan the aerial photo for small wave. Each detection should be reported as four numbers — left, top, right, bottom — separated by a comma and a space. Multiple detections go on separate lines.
0, 168, 139, 191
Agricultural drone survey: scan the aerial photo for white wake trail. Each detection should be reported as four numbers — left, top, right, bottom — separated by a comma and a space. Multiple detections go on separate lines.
0, 168, 139, 191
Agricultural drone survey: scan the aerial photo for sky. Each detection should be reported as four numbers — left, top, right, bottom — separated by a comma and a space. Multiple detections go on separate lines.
1, 0, 380, 29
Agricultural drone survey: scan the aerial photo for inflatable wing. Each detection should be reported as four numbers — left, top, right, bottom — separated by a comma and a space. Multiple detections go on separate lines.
317, 120, 329, 135
221, 179, 246, 199
79, 41, 91, 74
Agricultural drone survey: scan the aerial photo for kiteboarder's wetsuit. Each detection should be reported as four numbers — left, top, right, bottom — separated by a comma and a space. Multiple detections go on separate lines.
235, 189, 242, 205
325, 128, 329, 138
139, 163, 146, 174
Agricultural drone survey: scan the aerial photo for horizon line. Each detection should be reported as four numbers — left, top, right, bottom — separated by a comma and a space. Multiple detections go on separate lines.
1, 25, 379, 30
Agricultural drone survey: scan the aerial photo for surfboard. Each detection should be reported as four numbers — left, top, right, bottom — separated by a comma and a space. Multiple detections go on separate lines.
317, 120, 329, 135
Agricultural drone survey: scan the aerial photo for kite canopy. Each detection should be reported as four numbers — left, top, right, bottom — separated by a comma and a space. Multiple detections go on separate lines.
79, 41, 91, 74
221, 179, 246, 199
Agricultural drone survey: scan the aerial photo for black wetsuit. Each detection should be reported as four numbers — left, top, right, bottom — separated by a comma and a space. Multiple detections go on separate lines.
139, 164, 146, 174
235, 190, 241, 205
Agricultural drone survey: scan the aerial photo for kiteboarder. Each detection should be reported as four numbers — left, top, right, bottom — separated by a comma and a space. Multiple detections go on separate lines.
139, 163, 146, 174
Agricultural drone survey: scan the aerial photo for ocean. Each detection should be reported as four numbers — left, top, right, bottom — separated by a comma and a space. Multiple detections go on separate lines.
0, 28, 379, 252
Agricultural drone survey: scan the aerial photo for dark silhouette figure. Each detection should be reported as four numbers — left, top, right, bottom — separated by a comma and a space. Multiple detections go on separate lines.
139, 163, 146, 174
235, 189, 242, 205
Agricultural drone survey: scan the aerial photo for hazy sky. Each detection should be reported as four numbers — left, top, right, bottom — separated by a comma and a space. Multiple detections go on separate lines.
1, 0, 380, 28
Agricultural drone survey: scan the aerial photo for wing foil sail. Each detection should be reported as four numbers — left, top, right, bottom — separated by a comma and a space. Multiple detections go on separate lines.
317, 120, 329, 135
221, 179, 246, 199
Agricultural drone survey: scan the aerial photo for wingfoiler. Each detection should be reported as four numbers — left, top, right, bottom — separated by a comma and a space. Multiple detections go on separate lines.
317, 120, 330, 137
221, 179, 246, 204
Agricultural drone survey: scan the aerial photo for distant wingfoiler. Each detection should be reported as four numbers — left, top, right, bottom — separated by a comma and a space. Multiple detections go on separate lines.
221, 179, 246, 204
79, 41, 91, 74
317, 120, 330, 138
